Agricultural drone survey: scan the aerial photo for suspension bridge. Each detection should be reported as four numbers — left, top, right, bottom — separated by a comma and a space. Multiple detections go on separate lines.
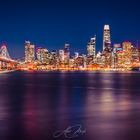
0, 44, 18, 70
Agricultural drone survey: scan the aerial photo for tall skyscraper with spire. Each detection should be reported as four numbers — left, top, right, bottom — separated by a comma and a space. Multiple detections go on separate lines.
102, 25, 112, 67
103, 25, 111, 51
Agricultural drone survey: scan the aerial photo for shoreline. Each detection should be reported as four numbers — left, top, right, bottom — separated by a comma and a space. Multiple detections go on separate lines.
0, 69, 17, 74
0, 69, 140, 74
19, 69, 140, 73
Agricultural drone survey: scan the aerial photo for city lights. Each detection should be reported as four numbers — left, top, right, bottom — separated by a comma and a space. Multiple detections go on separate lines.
0, 25, 140, 72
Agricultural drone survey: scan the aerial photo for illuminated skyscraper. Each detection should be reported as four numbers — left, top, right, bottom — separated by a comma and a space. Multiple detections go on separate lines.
36, 47, 49, 64
132, 47, 139, 63
122, 41, 133, 67
87, 35, 96, 59
64, 44, 70, 63
103, 25, 111, 51
112, 44, 122, 68
59, 49, 65, 62
102, 25, 112, 67
96, 51, 102, 65
25, 41, 35, 63
49, 50, 58, 66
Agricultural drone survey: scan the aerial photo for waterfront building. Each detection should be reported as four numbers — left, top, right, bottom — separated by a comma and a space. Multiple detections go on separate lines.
36, 48, 49, 64
117, 51, 124, 68
86, 55, 94, 65
69, 58, 75, 68
25, 41, 35, 63
87, 35, 96, 62
49, 50, 58, 66
64, 44, 70, 64
132, 47, 139, 61
102, 49, 112, 68
59, 49, 65, 62
112, 44, 122, 68
122, 41, 132, 68
96, 52, 102, 65
75, 55, 84, 68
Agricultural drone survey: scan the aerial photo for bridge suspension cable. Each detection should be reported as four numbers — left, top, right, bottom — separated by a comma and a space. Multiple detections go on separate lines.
0, 44, 11, 59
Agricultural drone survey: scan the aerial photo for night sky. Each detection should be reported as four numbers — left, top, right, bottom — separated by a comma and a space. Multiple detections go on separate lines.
0, 0, 140, 58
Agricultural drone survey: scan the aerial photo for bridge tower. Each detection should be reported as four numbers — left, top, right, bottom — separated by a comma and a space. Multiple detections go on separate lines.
0, 44, 11, 59
0, 44, 11, 70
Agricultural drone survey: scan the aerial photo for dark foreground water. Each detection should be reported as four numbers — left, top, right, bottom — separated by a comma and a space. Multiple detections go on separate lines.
1, 71, 140, 140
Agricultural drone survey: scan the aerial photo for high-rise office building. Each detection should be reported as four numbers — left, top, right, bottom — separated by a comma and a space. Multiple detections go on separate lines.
49, 50, 58, 66
103, 25, 111, 51
112, 44, 122, 68
117, 51, 124, 68
36, 47, 49, 64
96, 51, 102, 65
25, 41, 35, 63
87, 35, 96, 59
64, 44, 70, 63
59, 49, 65, 62
122, 41, 133, 67
102, 25, 112, 67
132, 47, 139, 64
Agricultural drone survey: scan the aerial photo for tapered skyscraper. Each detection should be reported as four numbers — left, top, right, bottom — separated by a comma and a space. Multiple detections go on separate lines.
103, 25, 111, 51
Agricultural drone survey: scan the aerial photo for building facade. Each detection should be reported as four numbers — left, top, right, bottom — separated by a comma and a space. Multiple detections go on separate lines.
36, 48, 49, 64
122, 41, 132, 68
87, 35, 96, 62
25, 41, 35, 63
64, 44, 70, 64
103, 25, 111, 51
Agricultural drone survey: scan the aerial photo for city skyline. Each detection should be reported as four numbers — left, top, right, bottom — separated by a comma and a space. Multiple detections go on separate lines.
1, 0, 140, 58
1, 24, 140, 59
0, 24, 138, 72
1, 1, 140, 140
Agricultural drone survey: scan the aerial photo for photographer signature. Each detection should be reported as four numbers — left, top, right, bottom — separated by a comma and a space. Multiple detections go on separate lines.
53, 124, 86, 139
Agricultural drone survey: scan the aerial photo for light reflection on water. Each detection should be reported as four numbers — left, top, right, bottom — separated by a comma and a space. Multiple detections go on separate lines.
0, 71, 140, 140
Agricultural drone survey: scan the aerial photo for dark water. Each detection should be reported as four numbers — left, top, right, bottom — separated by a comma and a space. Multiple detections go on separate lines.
1, 71, 140, 140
